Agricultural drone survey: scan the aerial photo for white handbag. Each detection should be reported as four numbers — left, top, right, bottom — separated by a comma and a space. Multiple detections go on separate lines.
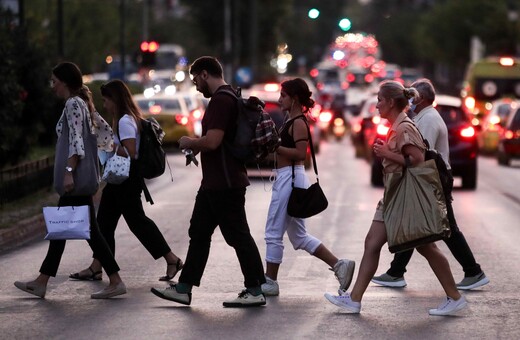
43, 205, 91, 240
102, 145, 131, 184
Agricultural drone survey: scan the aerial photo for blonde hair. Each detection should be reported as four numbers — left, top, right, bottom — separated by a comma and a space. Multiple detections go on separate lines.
379, 80, 419, 112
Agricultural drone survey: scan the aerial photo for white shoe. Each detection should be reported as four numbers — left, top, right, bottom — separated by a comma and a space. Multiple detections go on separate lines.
331, 259, 356, 291
428, 296, 468, 316
91, 282, 127, 299
223, 289, 266, 307
261, 276, 279, 296
324, 292, 361, 313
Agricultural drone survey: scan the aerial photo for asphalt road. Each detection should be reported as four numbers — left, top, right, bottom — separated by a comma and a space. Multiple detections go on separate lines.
1, 139, 520, 339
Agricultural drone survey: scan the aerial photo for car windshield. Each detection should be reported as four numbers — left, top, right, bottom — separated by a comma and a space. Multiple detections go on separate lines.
437, 105, 466, 125
137, 99, 182, 111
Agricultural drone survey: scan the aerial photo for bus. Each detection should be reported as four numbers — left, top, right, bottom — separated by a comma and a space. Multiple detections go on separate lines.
460, 56, 520, 126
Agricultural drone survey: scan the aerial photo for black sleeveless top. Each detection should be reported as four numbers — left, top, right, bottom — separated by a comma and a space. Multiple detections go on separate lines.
279, 115, 307, 148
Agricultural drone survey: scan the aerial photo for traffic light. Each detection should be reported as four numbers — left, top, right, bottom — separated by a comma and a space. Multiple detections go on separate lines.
339, 18, 351, 32
140, 41, 159, 67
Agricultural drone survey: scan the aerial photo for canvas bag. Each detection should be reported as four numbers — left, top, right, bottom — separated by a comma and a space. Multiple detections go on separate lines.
54, 104, 100, 196
383, 159, 451, 253
287, 117, 328, 218
43, 205, 90, 240
102, 145, 131, 184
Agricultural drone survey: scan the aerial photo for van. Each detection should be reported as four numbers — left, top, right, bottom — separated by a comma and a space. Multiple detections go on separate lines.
460, 56, 520, 126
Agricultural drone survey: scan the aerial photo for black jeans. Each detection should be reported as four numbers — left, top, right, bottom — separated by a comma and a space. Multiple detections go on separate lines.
387, 177, 482, 278
40, 195, 120, 276
94, 163, 171, 260
178, 187, 266, 288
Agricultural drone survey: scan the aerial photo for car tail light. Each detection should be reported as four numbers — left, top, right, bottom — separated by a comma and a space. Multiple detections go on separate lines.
149, 105, 161, 114
499, 57, 515, 66
505, 130, 514, 139
175, 115, 189, 125
460, 126, 475, 138
333, 118, 344, 127
191, 109, 203, 120
310, 104, 321, 120
489, 115, 501, 126
376, 123, 389, 137
319, 110, 333, 123
371, 116, 381, 125
352, 122, 361, 133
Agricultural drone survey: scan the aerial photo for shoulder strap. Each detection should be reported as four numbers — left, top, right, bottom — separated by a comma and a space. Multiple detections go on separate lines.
291, 116, 319, 187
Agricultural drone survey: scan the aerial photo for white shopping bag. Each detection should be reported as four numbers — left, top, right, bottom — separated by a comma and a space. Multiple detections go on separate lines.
43, 205, 91, 240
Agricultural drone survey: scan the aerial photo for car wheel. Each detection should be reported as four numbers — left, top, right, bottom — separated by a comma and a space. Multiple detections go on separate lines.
371, 157, 384, 187
461, 164, 477, 190
497, 152, 510, 166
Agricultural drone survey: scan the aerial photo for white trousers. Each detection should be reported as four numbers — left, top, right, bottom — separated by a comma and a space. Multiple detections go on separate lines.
264, 165, 321, 264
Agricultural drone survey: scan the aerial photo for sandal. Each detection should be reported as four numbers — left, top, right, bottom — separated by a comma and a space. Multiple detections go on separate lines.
69, 266, 102, 281
159, 258, 184, 281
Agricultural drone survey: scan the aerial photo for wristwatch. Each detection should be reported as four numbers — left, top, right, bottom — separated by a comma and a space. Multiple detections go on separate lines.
65, 166, 74, 173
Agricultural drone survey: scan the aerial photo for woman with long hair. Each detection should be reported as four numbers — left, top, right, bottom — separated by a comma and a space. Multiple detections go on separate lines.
14, 62, 126, 299
70, 79, 183, 282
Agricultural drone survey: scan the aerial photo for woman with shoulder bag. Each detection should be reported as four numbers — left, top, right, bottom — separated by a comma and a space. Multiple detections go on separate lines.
261, 78, 355, 297
70, 80, 183, 282
324, 80, 468, 316
14, 62, 126, 299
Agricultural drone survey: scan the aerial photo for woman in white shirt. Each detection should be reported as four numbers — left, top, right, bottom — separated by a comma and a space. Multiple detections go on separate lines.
70, 79, 183, 282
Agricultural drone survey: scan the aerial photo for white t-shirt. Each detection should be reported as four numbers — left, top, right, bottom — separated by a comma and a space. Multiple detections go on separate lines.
115, 114, 140, 158
413, 105, 451, 169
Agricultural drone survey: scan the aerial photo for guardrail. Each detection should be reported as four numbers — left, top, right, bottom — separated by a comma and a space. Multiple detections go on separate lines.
0, 156, 54, 205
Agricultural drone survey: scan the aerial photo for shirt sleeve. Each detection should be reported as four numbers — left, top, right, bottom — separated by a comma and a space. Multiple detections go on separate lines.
93, 111, 114, 152
396, 123, 426, 153
118, 115, 138, 141
64, 97, 87, 159
204, 93, 236, 132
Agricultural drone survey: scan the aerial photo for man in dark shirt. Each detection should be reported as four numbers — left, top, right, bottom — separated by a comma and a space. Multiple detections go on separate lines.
151, 56, 266, 307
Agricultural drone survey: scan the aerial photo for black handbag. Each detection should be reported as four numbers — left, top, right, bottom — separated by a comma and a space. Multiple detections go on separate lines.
287, 118, 328, 218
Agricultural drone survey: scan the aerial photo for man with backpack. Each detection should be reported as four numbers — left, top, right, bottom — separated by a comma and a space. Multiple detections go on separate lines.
371, 78, 489, 290
151, 56, 267, 307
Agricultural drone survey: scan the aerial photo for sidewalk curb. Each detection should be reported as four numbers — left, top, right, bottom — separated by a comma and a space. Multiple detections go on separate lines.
0, 214, 46, 253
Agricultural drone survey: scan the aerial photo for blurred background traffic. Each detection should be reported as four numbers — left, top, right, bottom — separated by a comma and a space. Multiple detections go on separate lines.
1, 0, 520, 203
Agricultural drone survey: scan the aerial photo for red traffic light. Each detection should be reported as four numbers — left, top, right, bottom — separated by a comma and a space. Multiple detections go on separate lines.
140, 41, 159, 52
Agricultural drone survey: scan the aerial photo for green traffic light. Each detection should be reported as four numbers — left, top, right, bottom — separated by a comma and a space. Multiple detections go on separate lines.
308, 8, 320, 19
339, 18, 352, 31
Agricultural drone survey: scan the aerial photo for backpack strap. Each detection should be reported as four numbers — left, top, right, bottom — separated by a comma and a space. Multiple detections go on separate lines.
291, 116, 319, 188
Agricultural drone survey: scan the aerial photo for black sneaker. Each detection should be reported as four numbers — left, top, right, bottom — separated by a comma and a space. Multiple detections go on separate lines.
151, 283, 191, 305
223, 289, 266, 308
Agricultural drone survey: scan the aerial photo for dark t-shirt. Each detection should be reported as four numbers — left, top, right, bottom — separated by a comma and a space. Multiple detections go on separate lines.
200, 85, 250, 189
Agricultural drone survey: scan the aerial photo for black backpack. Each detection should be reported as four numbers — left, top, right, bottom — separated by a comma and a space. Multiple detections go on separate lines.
217, 87, 281, 163
139, 117, 166, 179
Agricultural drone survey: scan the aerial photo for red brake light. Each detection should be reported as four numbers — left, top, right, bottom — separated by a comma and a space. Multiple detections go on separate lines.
376, 123, 389, 136
319, 110, 333, 123
505, 130, 514, 139
175, 115, 189, 125
460, 126, 475, 138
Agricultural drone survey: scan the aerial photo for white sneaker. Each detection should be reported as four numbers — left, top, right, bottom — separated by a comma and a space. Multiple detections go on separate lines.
324, 292, 361, 313
223, 289, 266, 307
261, 276, 279, 296
331, 259, 356, 291
428, 296, 468, 316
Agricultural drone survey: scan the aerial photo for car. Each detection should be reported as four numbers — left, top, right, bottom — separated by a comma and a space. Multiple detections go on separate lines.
369, 95, 478, 189
477, 98, 517, 153
497, 102, 520, 166
133, 92, 197, 145
349, 95, 378, 158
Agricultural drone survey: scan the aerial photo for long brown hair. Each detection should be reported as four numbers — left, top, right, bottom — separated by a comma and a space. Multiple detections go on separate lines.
100, 80, 142, 135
